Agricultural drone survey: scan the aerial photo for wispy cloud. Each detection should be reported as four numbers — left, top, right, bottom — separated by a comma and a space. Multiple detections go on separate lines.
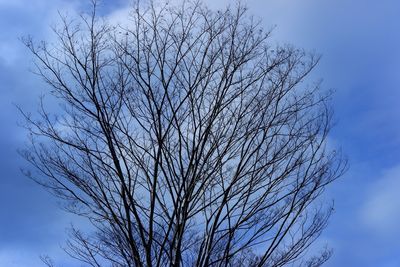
361, 165, 400, 237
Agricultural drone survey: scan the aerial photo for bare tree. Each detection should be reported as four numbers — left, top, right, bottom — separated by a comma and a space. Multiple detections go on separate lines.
21, 1, 346, 266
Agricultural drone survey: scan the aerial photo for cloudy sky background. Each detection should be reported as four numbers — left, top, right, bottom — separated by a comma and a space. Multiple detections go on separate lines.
1, 0, 399, 266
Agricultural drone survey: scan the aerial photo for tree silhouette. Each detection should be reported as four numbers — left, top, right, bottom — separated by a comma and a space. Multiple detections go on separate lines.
21, 1, 346, 266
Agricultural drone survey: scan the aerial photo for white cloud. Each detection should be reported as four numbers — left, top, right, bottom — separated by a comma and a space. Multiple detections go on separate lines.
360, 165, 400, 236
106, 5, 132, 28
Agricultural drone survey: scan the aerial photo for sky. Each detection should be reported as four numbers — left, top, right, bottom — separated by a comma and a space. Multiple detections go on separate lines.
0, 0, 399, 266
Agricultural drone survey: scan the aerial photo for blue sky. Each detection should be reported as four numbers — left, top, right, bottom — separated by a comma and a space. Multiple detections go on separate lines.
0, 0, 399, 266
